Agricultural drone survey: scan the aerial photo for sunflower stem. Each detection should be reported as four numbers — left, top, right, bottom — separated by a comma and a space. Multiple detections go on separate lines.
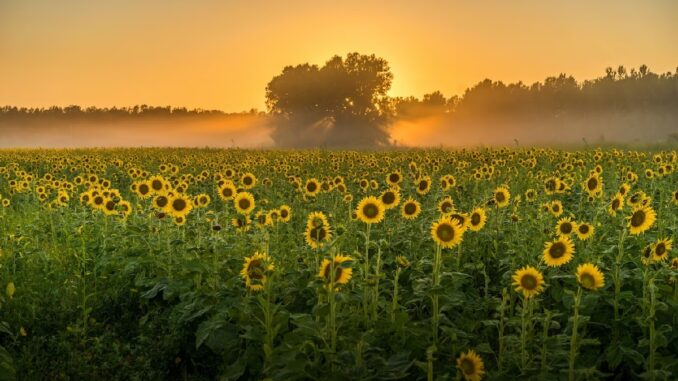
362, 223, 371, 324
520, 295, 530, 370
391, 267, 401, 323
372, 245, 382, 321
568, 286, 582, 381
432, 244, 442, 345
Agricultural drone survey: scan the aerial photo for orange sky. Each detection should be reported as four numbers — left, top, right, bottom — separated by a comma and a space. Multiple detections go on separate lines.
1, 0, 676, 112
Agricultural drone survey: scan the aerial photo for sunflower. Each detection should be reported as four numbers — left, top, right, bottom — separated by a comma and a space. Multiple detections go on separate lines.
304, 211, 332, 249
152, 195, 170, 211
318, 255, 353, 287
400, 198, 421, 220
543, 236, 575, 267
218, 182, 237, 201
449, 213, 469, 231
437, 196, 455, 215
575, 222, 594, 240
672, 190, 678, 207
525, 188, 537, 201
173, 215, 186, 226
583, 173, 603, 196
627, 205, 656, 235
456, 349, 485, 381
356, 196, 385, 224
651, 238, 672, 262
549, 200, 564, 217
148, 175, 167, 194
135, 181, 152, 198
431, 217, 464, 249
240, 252, 274, 292
304, 178, 321, 197
544, 177, 560, 195
231, 215, 251, 232
468, 208, 487, 231
168, 194, 193, 217
233, 192, 255, 215
386, 171, 402, 186
493, 186, 510, 208
380, 188, 400, 209
576, 263, 605, 290
608, 193, 624, 216
512, 266, 546, 298
415, 176, 432, 195
240, 172, 257, 189
279, 205, 292, 222
555, 217, 576, 237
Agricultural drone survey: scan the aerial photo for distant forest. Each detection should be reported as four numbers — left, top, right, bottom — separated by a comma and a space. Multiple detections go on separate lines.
1, 63, 677, 147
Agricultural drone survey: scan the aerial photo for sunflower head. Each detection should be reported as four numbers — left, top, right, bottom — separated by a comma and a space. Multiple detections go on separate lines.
234, 192, 256, 215
556, 217, 576, 236
493, 186, 510, 208
240, 252, 274, 292
628, 205, 656, 235
512, 266, 546, 298
652, 238, 672, 261
400, 198, 421, 220
380, 188, 400, 209
356, 196, 385, 224
318, 255, 353, 287
431, 217, 464, 249
576, 263, 605, 290
543, 236, 575, 267
468, 208, 487, 231
575, 222, 594, 240
456, 350, 485, 381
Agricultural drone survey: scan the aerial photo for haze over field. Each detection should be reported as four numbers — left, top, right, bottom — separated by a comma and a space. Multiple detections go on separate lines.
1, 0, 677, 148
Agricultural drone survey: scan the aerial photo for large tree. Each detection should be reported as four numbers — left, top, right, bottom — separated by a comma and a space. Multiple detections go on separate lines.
265, 52, 394, 148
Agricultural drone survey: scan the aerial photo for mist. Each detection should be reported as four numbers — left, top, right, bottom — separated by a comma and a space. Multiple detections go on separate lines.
0, 115, 274, 148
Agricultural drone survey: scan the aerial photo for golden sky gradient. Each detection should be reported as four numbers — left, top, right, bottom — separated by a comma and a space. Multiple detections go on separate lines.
1, 0, 676, 112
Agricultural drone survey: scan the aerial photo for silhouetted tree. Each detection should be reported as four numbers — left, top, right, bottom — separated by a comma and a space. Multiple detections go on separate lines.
265, 52, 394, 148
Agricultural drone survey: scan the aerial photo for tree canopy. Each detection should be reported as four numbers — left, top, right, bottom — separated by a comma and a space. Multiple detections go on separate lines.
265, 52, 394, 148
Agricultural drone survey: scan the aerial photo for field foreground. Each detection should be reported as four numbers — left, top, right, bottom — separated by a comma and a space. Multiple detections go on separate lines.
0, 147, 677, 380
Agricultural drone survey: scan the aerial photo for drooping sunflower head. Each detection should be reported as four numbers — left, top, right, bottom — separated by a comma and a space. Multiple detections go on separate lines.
555, 217, 576, 237
576, 263, 605, 290
240, 252, 274, 292
456, 349, 485, 381
318, 255, 353, 287
356, 196, 385, 224
431, 216, 464, 249
400, 198, 421, 220
575, 222, 594, 240
468, 208, 487, 232
608, 194, 624, 216
304, 211, 332, 249
628, 205, 656, 235
543, 236, 575, 267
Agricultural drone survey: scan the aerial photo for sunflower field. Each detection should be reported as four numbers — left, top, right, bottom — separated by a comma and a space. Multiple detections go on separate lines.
0, 147, 677, 380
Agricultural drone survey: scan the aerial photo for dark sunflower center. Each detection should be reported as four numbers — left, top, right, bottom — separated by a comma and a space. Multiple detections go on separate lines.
460, 358, 475, 375
244, 177, 253, 185
655, 243, 666, 256
152, 180, 162, 191
307, 182, 317, 192
578, 225, 589, 234
418, 181, 427, 191
552, 205, 560, 212
404, 203, 417, 215
280, 209, 289, 218
389, 174, 399, 183
560, 223, 572, 234
139, 184, 149, 194
222, 188, 233, 197
495, 192, 505, 202
238, 198, 251, 210
549, 242, 566, 258
612, 199, 620, 209
156, 196, 168, 208
580, 273, 595, 289
247, 260, 264, 279
382, 192, 395, 204
630, 210, 646, 227
471, 213, 481, 225
363, 203, 379, 219
587, 177, 598, 190
173, 199, 186, 211
436, 223, 454, 242
520, 274, 537, 290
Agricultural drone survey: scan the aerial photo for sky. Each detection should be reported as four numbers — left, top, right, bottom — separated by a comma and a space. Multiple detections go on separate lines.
1, 0, 676, 112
